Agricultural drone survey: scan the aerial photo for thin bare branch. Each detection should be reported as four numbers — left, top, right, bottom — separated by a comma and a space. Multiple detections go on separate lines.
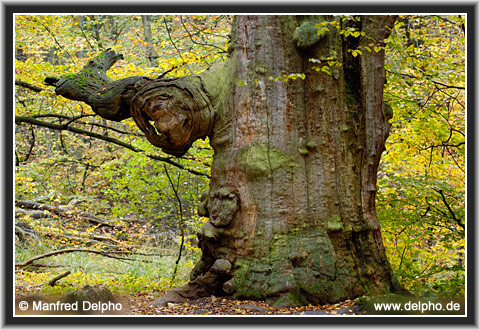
434, 189, 464, 230
48, 271, 72, 286
15, 248, 156, 268
163, 164, 184, 286
15, 116, 210, 178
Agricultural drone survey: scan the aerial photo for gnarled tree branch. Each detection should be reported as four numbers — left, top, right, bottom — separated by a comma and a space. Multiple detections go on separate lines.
43, 48, 219, 157
44, 48, 150, 122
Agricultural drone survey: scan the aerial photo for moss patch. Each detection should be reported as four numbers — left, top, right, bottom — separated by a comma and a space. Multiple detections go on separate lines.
231, 228, 352, 306
254, 64, 268, 74
238, 144, 298, 179
60, 73, 76, 79
292, 22, 323, 49
327, 214, 344, 232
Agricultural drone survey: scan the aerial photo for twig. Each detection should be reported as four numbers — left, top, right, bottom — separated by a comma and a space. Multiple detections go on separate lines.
15, 248, 155, 268
163, 164, 185, 286
395, 205, 430, 236
25, 263, 64, 269
163, 18, 193, 75
431, 79, 465, 90
31, 113, 143, 137
77, 16, 96, 51
157, 66, 177, 79
32, 113, 92, 120
180, 16, 227, 54
47, 271, 71, 286
104, 250, 167, 256
27, 228, 122, 245
15, 116, 210, 178
386, 69, 465, 90
434, 189, 464, 229
20, 271, 72, 290
39, 21, 76, 65
398, 244, 408, 271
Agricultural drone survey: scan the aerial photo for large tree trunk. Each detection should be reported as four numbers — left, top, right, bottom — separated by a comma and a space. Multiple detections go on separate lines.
188, 15, 404, 307
44, 15, 405, 307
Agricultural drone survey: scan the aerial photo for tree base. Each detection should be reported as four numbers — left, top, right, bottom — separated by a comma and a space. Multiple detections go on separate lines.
148, 261, 231, 307
150, 227, 410, 308
149, 265, 408, 308
149, 276, 409, 308
148, 286, 197, 307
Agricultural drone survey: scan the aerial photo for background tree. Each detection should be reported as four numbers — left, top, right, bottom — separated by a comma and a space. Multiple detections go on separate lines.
141, 15, 159, 67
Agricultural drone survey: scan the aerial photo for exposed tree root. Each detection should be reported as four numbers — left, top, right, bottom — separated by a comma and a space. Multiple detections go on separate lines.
149, 262, 231, 307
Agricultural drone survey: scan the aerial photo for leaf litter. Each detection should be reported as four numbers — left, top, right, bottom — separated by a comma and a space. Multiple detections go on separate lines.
120, 293, 362, 316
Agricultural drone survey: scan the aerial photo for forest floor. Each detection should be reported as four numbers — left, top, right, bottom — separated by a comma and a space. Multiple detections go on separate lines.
119, 292, 361, 316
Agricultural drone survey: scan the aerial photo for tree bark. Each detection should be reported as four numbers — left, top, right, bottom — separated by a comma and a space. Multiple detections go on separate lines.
43, 15, 406, 307
179, 15, 404, 307
141, 15, 159, 67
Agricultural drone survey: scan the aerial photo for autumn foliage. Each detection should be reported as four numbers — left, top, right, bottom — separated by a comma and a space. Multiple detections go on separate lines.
15, 15, 465, 305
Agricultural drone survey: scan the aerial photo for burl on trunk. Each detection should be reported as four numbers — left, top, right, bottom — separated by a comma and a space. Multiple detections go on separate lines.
45, 15, 406, 307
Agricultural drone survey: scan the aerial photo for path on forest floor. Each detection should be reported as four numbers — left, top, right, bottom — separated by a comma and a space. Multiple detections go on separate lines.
122, 293, 361, 316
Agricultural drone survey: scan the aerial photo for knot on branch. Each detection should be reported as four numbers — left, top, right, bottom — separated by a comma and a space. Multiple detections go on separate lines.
131, 77, 214, 157
208, 188, 239, 227
43, 48, 217, 155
